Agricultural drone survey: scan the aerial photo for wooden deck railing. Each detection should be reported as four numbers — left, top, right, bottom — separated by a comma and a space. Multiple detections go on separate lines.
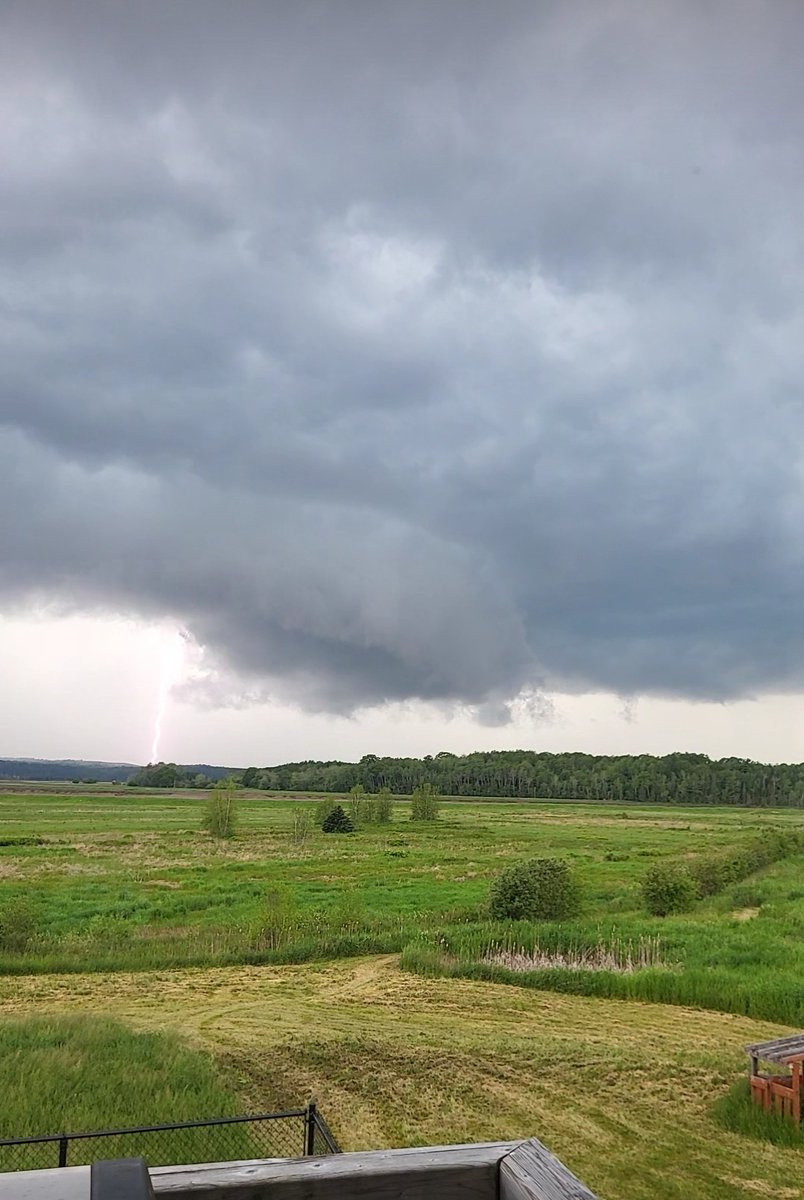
0, 1138, 599, 1200
749, 1071, 803, 1123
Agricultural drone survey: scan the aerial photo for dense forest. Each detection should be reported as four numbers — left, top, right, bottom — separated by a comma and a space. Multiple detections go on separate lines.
244, 750, 804, 807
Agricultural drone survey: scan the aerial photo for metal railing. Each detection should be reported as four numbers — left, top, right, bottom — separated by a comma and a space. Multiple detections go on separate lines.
0, 1102, 339, 1173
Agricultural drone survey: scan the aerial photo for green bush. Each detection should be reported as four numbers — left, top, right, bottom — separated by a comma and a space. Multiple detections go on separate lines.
643, 830, 804, 913
642, 863, 697, 915
375, 787, 393, 823
410, 782, 440, 821
489, 858, 580, 921
688, 856, 727, 897
253, 883, 299, 950
348, 784, 366, 827
322, 804, 354, 834
202, 788, 238, 839
291, 809, 312, 844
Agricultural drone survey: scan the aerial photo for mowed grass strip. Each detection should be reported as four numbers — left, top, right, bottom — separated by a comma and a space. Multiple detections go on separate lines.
0, 956, 801, 1200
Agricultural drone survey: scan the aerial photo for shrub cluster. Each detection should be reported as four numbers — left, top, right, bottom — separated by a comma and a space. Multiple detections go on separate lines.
641, 863, 698, 916
348, 785, 394, 826
489, 858, 580, 921
316, 787, 394, 831
642, 829, 804, 915
202, 787, 238, 839
410, 782, 440, 821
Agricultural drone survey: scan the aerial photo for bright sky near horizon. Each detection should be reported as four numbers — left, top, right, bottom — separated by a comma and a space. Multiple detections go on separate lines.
3, 613, 804, 767
3, 2, 804, 767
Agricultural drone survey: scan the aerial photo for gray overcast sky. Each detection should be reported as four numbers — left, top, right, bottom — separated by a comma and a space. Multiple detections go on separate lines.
3, 1, 804, 765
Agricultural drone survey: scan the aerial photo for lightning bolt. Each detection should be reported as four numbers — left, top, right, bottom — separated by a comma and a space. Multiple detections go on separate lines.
149, 629, 190, 762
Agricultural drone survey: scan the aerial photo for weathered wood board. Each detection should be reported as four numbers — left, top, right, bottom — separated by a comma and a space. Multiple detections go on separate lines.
745, 1032, 804, 1063
500, 1139, 599, 1200
150, 1141, 517, 1200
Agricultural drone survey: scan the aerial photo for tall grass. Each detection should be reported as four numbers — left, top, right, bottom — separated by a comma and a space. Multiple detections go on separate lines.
713, 1078, 804, 1149
0, 904, 485, 975
0, 1015, 249, 1168
403, 944, 804, 1025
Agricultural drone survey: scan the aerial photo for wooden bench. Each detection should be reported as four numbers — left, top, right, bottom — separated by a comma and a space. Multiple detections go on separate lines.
746, 1034, 804, 1124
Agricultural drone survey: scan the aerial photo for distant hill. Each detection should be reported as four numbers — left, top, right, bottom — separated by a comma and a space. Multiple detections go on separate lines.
0, 758, 233, 783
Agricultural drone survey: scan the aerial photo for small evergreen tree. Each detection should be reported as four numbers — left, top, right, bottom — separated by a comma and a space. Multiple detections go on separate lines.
315, 799, 338, 828
321, 804, 354, 833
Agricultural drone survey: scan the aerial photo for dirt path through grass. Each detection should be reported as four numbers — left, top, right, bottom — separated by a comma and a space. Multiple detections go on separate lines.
0, 956, 801, 1199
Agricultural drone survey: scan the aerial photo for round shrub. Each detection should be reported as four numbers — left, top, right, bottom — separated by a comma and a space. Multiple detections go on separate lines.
489, 858, 580, 921
641, 863, 698, 916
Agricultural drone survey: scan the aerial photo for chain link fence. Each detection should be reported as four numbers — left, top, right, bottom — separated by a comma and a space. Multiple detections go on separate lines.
0, 1103, 339, 1173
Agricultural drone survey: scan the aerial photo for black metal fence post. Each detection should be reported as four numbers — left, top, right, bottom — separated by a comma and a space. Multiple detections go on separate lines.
308, 1107, 339, 1156
304, 1102, 317, 1156
58, 1136, 68, 1168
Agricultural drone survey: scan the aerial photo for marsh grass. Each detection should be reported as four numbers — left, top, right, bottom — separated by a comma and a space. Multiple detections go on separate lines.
484, 932, 668, 973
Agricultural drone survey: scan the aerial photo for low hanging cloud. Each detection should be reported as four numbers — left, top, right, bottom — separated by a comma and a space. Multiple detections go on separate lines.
3, 0, 804, 719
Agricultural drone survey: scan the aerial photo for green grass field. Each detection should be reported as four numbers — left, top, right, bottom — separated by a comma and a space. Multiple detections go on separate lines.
0, 790, 803, 1198
0, 791, 798, 933
0, 792, 802, 1021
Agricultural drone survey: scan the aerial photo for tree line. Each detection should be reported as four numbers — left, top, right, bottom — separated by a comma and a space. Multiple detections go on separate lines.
241, 750, 804, 807
126, 762, 233, 788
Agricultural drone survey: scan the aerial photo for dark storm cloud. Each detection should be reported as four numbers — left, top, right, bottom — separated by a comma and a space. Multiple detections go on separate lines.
3, 0, 804, 715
